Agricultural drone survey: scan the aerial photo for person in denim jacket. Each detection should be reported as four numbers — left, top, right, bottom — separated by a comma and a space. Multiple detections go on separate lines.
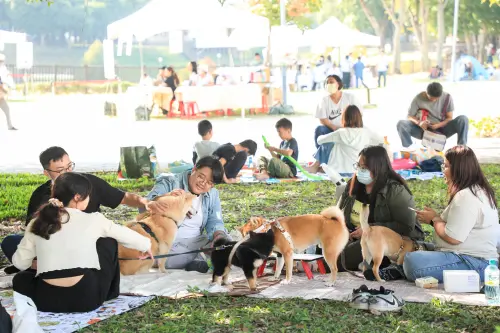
145, 156, 229, 273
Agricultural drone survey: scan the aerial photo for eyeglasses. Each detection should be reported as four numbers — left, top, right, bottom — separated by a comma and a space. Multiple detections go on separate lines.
46, 162, 75, 174
353, 162, 368, 171
196, 172, 214, 187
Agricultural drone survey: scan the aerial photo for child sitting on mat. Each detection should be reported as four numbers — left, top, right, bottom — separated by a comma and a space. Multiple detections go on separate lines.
255, 118, 299, 180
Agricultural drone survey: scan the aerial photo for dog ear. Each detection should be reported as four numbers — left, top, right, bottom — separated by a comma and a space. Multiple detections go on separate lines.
266, 228, 273, 235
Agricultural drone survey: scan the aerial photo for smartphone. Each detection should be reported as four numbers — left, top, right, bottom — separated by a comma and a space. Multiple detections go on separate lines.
408, 207, 419, 212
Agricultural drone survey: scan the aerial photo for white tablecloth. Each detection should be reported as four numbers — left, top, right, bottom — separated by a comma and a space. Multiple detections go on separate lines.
176, 84, 262, 112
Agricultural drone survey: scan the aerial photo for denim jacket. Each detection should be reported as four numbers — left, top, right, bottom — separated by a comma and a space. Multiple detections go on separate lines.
144, 171, 227, 241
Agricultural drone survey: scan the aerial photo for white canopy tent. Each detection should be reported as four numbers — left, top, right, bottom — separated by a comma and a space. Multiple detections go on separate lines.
0, 30, 26, 45
107, 0, 269, 42
305, 17, 380, 48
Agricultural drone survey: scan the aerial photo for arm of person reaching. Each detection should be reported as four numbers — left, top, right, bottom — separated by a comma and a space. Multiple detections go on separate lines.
372, 185, 417, 237
204, 189, 229, 242
87, 174, 148, 210
98, 214, 152, 253
317, 130, 342, 145
431, 192, 476, 245
407, 95, 422, 126
142, 175, 178, 213
268, 146, 292, 157
431, 96, 455, 130
12, 223, 37, 271
319, 118, 338, 131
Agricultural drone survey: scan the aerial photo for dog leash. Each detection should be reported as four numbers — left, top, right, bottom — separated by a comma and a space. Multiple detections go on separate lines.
340, 251, 364, 279
118, 244, 233, 261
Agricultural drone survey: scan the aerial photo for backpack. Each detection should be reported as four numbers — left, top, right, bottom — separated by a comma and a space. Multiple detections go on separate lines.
418, 156, 444, 172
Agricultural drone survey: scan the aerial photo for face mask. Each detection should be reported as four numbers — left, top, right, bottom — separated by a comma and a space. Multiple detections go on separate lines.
326, 84, 338, 94
357, 168, 373, 185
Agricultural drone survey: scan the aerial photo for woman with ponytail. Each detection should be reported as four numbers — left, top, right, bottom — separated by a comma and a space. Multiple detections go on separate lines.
12, 172, 152, 313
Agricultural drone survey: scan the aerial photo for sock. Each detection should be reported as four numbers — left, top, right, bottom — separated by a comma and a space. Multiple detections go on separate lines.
363, 264, 405, 281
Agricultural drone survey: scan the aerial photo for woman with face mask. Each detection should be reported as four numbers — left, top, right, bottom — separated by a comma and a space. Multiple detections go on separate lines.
403, 146, 498, 283
331, 145, 424, 279
311, 75, 362, 173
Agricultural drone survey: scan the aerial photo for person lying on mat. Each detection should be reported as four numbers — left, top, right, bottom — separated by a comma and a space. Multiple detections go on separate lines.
334, 145, 424, 279
1, 146, 149, 274
144, 156, 230, 273
12, 172, 152, 313
404, 146, 498, 283
212, 139, 257, 184
255, 118, 299, 180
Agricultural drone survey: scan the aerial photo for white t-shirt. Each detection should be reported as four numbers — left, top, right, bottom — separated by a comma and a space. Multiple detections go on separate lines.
314, 92, 363, 129
434, 187, 499, 259
377, 56, 389, 72
340, 58, 351, 73
175, 195, 204, 239
13, 209, 151, 276
317, 127, 384, 173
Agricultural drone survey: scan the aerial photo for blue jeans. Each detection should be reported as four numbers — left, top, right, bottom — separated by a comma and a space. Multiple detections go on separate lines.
1, 234, 23, 263
396, 115, 469, 148
403, 251, 489, 282
313, 125, 334, 164
378, 71, 387, 87
355, 75, 363, 88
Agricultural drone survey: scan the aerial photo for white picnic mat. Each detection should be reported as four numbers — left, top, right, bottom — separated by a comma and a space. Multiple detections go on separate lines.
0, 288, 152, 333
119, 270, 493, 306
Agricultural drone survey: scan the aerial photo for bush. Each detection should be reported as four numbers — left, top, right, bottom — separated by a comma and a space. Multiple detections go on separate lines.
470, 117, 500, 138
84, 40, 104, 65
15, 81, 136, 95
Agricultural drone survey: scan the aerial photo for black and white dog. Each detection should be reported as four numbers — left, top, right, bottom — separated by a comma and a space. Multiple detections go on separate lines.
211, 229, 275, 291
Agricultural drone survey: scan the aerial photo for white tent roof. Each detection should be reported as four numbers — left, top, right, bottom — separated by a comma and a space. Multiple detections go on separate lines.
305, 17, 379, 48
107, 0, 269, 41
0, 30, 26, 44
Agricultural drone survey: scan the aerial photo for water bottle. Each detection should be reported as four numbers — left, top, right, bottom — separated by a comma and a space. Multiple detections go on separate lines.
247, 156, 253, 169
484, 258, 500, 304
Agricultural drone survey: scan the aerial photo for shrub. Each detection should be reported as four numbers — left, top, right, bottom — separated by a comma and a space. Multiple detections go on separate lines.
470, 117, 500, 138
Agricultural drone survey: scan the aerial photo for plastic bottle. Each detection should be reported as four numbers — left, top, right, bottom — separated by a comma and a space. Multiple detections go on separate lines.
484, 258, 500, 304
247, 156, 253, 169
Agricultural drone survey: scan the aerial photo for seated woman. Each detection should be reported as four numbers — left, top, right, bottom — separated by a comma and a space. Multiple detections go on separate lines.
315, 105, 384, 175
309, 74, 362, 173
12, 173, 152, 313
212, 140, 257, 184
404, 146, 498, 282
335, 145, 425, 278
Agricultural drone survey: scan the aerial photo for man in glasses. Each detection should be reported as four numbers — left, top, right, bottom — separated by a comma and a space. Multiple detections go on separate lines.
144, 156, 229, 273
1, 146, 149, 273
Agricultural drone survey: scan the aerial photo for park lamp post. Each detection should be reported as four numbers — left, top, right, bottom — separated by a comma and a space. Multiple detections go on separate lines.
280, 0, 288, 106
449, 0, 459, 82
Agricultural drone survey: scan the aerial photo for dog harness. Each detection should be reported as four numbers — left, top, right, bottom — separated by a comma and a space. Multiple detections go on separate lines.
130, 222, 160, 244
226, 235, 250, 271
272, 219, 295, 249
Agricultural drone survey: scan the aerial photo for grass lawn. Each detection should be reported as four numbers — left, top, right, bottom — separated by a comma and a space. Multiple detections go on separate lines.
1, 166, 500, 332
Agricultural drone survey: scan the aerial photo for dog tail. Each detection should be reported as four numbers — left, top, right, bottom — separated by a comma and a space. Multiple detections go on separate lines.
359, 204, 370, 231
320, 206, 345, 225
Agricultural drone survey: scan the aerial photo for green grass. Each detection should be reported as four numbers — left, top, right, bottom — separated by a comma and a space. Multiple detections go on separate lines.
1, 166, 500, 332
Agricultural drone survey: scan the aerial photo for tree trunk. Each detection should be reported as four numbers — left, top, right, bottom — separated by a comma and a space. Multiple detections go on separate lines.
380, 0, 403, 73
359, 0, 387, 48
436, 0, 447, 67
477, 27, 486, 63
419, 0, 430, 70
465, 33, 473, 55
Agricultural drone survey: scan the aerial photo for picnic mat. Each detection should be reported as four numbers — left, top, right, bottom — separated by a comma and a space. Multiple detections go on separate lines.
248, 272, 494, 307
239, 169, 443, 184
0, 288, 153, 333
120, 270, 279, 298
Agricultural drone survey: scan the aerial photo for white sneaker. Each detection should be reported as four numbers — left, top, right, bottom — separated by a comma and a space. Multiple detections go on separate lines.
368, 286, 405, 312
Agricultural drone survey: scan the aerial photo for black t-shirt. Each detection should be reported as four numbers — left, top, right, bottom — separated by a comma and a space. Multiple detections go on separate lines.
25, 173, 125, 225
165, 76, 176, 93
280, 138, 299, 176
212, 143, 236, 162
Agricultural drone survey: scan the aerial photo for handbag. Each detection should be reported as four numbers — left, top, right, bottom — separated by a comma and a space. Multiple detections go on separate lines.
421, 95, 450, 152
268, 102, 294, 115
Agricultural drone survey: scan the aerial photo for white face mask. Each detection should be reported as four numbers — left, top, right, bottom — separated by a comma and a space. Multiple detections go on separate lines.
326, 84, 338, 94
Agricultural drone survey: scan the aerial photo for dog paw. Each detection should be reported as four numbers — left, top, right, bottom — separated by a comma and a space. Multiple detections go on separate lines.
280, 279, 291, 285
268, 276, 281, 282
324, 280, 337, 287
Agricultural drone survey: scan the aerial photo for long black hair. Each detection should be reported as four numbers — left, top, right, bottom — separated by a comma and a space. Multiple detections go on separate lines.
349, 145, 411, 223
190, 61, 198, 74
31, 173, 92, 240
